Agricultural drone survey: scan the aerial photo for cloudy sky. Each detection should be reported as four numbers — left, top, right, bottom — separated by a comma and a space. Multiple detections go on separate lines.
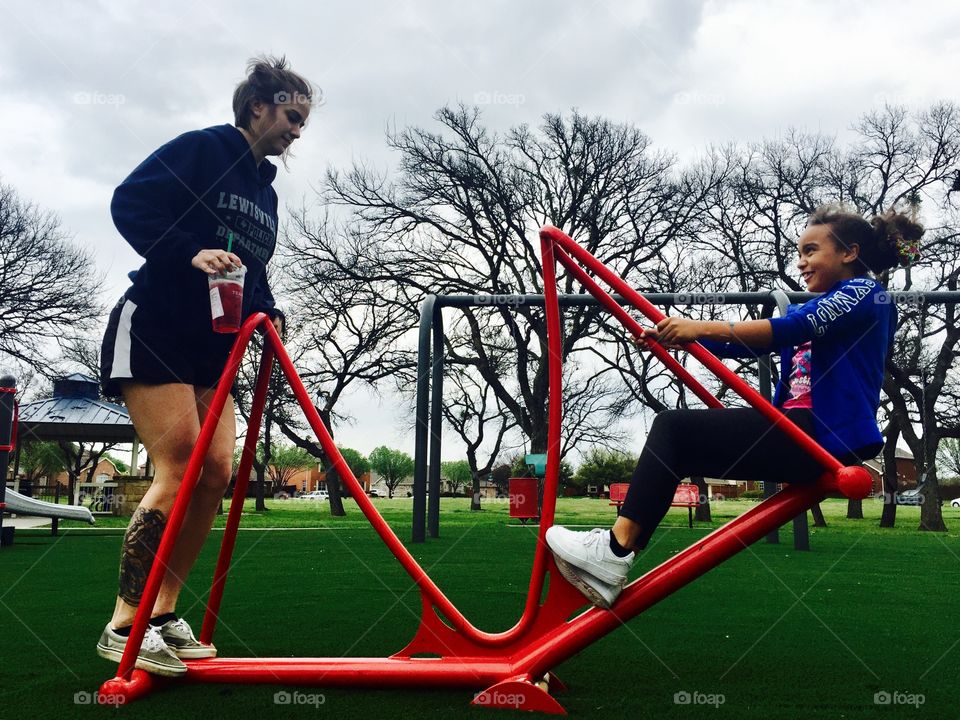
1, 0, 958, 456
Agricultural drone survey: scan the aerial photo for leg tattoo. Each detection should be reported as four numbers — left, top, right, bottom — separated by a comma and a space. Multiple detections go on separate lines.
118, 507, 167, 606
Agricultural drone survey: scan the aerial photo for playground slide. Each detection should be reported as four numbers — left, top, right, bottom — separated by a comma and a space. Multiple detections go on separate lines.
3, 488, 95, 524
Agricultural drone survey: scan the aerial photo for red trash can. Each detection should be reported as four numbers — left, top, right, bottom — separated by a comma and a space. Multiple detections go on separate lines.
509, 477, 540, 523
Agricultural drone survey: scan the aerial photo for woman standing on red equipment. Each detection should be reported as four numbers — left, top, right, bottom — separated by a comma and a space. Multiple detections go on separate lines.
547, 206, 923, 609
97, 56, 314, 675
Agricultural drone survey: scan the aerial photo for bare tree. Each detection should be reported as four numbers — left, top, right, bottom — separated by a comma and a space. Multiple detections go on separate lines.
266, 243, 417, 515
309, 105, 703, 454
693, 103, 960, 530
264, 443, 314, 493
440, 364, 518, 510
879, 415, 902, 528
938, 437, 960, 480
828, 106, 959, 531
57, 441, 116, 505
233, 324, 308, 512
0, 181, 103, 374
280, 102, 958, 528
882, 223, 960, 531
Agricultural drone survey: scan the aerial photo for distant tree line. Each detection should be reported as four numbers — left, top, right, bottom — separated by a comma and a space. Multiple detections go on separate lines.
6, 101, 959, 531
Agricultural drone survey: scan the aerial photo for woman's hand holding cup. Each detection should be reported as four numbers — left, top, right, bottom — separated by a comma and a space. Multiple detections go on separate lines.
192, 249, 243, 276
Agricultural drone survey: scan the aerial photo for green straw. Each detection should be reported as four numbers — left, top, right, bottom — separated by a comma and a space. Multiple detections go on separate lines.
227, 231, 234, 253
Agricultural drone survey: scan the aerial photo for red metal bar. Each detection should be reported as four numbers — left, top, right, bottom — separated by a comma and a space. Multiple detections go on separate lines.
264, 320, 560, 647
541, 225, 843, 477
515, 482, 826, 679
535, 229, 563, 581
200, 344, 275, 646
104, 309, 568, 701
183, 656, 515, 687
516, 224, 870, 679
113, 315, 266, 679
551, 243, 723, 409
100, 228, 873, 711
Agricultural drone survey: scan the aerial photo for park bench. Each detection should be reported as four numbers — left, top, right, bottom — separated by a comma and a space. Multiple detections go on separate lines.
609, 482, 699, 527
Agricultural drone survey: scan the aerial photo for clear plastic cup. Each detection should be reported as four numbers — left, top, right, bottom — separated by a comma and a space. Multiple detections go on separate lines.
208, 265, 246, 333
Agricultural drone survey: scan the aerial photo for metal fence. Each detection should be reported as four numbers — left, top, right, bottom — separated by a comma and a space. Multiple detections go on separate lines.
411, 290, 960, 546
76, 481, 120, 514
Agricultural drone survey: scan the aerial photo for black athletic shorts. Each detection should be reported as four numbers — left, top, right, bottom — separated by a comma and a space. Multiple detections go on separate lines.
100, 296, 235, 399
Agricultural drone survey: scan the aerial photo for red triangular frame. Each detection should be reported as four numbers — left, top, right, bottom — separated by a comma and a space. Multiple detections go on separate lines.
98, 226, 871, 713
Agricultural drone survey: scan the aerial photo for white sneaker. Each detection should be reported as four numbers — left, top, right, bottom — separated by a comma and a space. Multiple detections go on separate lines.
96, 623, 187, 677
552, 556, 624, 609
157, 617, 217, 659
545, 527, 634, 586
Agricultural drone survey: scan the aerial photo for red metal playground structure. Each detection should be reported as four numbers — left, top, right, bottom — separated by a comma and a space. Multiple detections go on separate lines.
99, 226, 873, 713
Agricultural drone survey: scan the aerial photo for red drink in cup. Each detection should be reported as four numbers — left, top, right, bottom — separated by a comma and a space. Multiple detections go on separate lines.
209, 265, 246, 333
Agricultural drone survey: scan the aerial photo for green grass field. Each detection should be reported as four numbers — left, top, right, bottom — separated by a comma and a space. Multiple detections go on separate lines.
2, 497, 959, 718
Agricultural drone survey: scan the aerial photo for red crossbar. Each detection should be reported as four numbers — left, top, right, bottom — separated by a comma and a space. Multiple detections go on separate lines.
99, 226, 872, 713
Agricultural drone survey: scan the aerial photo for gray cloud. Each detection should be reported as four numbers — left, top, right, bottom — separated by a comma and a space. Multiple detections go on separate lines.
0, 0, 955, 453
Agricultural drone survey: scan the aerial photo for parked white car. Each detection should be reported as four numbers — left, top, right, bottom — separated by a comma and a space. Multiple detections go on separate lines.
367, 488, 385, 498
298, 490, 329, 501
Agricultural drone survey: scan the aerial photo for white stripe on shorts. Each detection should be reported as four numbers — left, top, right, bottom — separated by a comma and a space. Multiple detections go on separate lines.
111, 299, 137, 379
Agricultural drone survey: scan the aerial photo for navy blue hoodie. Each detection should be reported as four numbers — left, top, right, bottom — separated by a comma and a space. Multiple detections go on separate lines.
111, 124, 282, 337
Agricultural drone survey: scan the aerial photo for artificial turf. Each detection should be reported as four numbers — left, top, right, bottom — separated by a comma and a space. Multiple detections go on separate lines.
2, 497, 958, 718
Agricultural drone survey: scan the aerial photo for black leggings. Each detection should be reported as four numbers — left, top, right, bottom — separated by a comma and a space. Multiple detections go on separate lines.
621, 408, 823, 549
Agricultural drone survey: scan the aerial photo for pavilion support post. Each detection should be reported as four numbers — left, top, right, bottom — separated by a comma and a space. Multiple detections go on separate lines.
130, 436, 140, 477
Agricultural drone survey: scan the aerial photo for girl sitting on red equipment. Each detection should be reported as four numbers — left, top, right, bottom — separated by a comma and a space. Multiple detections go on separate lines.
546, 205, 923, 608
